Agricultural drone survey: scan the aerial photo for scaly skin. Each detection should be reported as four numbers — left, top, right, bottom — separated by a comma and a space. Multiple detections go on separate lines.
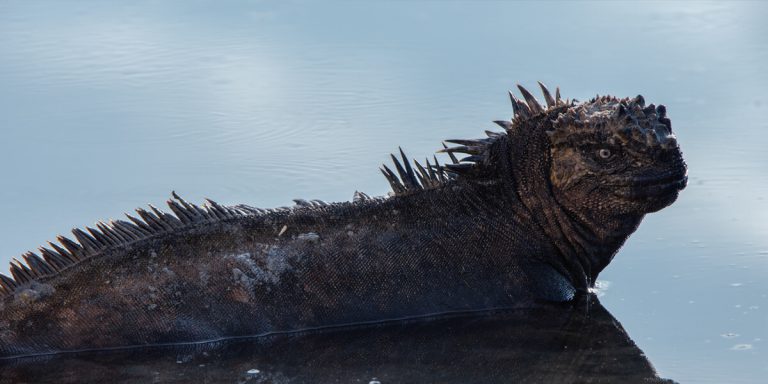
0, 83, 687, 359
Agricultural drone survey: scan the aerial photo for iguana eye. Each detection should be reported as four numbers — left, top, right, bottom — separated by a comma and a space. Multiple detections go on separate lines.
597, 148, 612, 159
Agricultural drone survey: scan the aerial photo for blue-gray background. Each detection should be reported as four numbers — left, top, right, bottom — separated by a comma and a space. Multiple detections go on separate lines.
0, 1, 766, 382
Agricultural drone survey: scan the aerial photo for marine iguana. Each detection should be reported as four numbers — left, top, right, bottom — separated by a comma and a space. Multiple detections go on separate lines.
0, 83, 687, 359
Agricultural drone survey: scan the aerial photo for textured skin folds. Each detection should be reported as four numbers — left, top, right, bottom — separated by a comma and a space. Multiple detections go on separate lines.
0, 84, 687, 358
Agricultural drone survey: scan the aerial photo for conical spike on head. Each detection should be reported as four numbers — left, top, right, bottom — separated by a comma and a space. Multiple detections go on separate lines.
389, 153, 414, 189
178, 194, 205, 219
39, 247, 67, 270
197, 204, 214, 220
203, 199, 229, 218
517, 84, 543, 114
10, 258, 34, 283
432, 155, 440, 168
201, 203, 224, 220
86, 225, 112, 246
0, 273, 17, 291
170, 191, 203, 219
380, 165, 404, 194
441, 142, 460, 164
122, 214, 153, 235
432, 155, 446, 183
149, 204, 180, 229
106, 220, 131, 242
107, 220, 137, 241
424, 157, 438, 181
537, 81, 555, 108
555, 87, 562, 104
493, 120, 512, 130
511, 96, 531, 119
24, 252, 54, 275
380, 164, 399, 182
398, 147, 420, 188
171, 190, 185, 202
172, 191, 204, 219
97, 221, 126, 243
49, 241, 78, 264
508, 90, 521, 117
192, 202, 211, 220
57, 235, 83, 258
445, 163, 475, 175
412, 160, 431, 186
167, 200, 193, 224
411, 163, 429, 187
135, 207, 167, 231
112, 220, 143, 240
72, 228, 100, 253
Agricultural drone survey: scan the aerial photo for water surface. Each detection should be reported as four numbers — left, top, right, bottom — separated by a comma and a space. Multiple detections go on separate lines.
1, 1, 766, 382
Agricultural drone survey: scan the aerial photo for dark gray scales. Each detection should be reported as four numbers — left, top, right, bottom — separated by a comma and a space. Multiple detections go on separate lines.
0, 83, 687, 359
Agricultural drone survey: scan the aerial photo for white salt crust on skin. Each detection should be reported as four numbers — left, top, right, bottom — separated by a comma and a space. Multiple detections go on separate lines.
227, 246, 294, 289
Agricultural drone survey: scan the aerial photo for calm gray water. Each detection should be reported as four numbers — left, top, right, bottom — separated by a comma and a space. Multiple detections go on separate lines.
1, 1, 766, 382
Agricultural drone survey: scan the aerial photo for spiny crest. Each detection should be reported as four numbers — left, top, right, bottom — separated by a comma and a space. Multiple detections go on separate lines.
383, 82, 567, 195
382, 133, 508, 196
507, 82, 570, 122
380, 147, 455, 195
0, 193, 255, 298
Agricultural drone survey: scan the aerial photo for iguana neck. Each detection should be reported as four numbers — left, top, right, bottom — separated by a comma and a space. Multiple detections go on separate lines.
559, 207, 644, 280
500, 124, 643, 290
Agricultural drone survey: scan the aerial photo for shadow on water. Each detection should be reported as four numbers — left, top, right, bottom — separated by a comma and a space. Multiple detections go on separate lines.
0, 295, 673, 384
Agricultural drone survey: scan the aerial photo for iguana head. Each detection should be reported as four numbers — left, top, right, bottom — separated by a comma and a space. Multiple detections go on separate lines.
546, 94, 687, 216
382, 84, 687, 287
382, 83, 687, 221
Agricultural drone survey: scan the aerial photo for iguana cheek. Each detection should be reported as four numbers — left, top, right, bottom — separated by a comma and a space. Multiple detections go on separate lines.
550, 148, 589, 191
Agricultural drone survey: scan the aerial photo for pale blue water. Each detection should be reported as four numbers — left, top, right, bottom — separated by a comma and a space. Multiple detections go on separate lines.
1, 1, 766, 382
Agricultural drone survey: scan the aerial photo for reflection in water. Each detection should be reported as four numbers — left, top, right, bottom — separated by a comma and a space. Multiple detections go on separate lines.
0, 295, 673, 384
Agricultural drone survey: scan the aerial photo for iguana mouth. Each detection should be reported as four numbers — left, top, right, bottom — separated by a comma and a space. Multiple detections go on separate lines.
611, 168, 688, 201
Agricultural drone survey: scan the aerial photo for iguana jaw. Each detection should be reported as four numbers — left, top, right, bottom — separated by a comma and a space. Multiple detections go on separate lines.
610, 166, 687, 205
